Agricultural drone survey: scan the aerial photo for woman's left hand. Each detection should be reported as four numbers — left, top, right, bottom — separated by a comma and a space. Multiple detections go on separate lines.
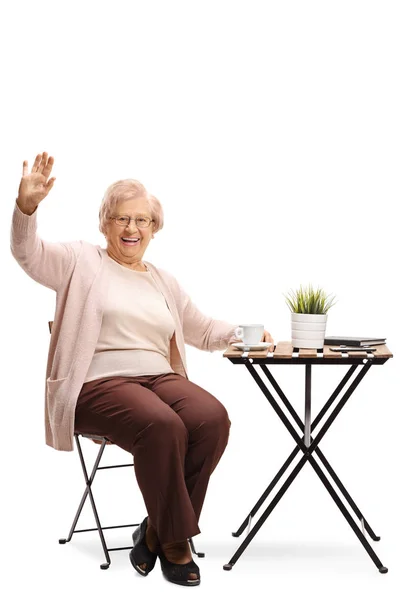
262, 329, 274, 347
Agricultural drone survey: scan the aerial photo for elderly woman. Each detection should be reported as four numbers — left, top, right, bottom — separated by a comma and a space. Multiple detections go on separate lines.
11, 152, 273, 587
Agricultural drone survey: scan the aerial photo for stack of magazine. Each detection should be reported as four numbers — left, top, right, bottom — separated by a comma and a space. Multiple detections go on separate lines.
324, 336, 386, 347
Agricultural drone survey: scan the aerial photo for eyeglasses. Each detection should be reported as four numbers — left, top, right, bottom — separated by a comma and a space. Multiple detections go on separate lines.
109, 215, 155, 228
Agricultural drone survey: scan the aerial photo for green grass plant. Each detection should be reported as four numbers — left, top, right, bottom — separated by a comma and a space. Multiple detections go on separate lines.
284, 284, 336, 314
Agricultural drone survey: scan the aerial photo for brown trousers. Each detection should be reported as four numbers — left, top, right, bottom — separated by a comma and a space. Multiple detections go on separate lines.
74, 372, 231, 544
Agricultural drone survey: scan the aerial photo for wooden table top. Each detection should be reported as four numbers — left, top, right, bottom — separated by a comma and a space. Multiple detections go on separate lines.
223, 343, 393, 362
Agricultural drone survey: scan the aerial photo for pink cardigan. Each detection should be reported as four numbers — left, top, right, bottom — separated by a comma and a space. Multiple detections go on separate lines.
10, 201, 239, 452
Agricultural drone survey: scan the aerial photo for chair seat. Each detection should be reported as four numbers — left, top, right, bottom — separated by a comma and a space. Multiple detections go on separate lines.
75, 432, 114, 445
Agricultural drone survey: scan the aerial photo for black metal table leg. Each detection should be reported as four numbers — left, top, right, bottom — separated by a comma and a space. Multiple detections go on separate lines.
224, 455, 308, 570
307, 455, 387, 573
232, 364, 358, 538
225, 360, 387, 572
265, 362, 380, 541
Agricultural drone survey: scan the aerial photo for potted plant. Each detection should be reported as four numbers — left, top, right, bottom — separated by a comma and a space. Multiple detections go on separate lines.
284, 284, 336, 349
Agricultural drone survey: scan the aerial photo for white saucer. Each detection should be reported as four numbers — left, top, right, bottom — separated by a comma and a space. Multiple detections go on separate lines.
232, 342, 272, 350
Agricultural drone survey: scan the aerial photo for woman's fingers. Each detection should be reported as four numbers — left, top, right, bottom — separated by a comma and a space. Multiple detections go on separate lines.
42, 155, 54, 179
263, 329, 274, 345
37, 151, 48, 173
46, 177, 56, 191
24, 152, 54, 180
31, 153, 42, 172
31, 151, 49, 174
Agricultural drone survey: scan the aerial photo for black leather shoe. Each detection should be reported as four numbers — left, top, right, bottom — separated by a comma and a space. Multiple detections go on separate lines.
129, 517, 158, 576
158, 545, 200, 586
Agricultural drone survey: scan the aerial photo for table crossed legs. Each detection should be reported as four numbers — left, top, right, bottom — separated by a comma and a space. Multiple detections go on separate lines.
223, 360, 388, 573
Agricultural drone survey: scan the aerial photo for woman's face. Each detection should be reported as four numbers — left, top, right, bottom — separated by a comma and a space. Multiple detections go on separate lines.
104, 197, 154, 267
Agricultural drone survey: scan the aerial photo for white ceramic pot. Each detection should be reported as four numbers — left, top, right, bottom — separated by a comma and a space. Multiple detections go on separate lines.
291, 313, 328, 349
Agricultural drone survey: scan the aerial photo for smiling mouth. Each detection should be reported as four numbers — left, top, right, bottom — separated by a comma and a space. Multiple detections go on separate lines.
121, 237, 140, 246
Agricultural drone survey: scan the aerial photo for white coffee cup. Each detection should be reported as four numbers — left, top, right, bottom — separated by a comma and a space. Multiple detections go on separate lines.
234, 324, 264, 345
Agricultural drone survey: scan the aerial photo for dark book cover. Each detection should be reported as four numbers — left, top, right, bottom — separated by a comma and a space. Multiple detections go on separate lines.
324, 336, 386, 347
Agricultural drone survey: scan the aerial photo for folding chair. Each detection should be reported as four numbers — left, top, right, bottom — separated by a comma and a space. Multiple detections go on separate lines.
48, 321, 204, 570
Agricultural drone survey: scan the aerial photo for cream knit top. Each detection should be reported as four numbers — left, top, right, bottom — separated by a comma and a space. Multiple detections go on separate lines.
84, 249, 175, 382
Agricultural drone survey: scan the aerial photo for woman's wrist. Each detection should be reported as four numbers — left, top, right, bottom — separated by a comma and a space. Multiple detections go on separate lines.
16, 197, 38, 216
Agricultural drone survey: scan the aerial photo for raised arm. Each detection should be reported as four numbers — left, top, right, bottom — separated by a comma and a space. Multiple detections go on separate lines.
10, 152, 75, 291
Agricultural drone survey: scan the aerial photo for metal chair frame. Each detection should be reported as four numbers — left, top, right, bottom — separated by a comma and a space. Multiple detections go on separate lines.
59, 432, 204, 569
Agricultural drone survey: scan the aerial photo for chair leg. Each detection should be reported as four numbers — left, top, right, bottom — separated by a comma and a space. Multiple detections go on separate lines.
59, 434, 112, 569
59, 434, 205, 569
188, 536, 205, 558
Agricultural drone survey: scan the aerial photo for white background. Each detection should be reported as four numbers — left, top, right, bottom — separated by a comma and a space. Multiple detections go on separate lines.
2, 0, 399, 598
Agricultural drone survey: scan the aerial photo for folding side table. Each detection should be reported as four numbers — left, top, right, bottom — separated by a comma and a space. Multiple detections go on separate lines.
222, 342, 393, 573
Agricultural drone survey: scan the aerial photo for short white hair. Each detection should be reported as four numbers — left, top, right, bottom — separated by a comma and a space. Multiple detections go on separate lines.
98, 179, 164, 235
